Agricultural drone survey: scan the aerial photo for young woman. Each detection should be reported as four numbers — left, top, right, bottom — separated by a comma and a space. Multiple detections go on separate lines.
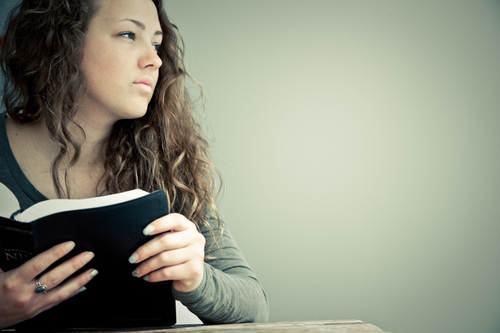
0, 0, 268, 328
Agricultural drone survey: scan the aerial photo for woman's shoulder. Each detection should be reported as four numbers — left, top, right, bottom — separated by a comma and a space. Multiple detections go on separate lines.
3, 117, 59, 199
1, 116, 28, 162
4, 117, 33, 146
4, 118, 39, 167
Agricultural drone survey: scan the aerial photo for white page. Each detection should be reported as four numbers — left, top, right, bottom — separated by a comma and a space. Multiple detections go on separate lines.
15, 189, 150, 223
0, 182, 21, 219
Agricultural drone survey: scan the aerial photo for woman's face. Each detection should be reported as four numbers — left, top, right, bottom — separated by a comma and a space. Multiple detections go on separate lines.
80, 0, 163, 126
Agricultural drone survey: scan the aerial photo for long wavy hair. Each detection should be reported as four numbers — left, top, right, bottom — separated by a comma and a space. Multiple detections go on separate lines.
0, 0, 222, 236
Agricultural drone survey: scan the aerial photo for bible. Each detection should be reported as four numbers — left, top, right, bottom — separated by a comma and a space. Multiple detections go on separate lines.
0, 183, 176, 330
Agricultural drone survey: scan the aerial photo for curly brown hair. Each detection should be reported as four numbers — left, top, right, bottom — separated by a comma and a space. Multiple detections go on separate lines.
0, 0, 222, 236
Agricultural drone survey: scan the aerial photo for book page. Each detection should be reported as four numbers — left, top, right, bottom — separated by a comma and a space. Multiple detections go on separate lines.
15, 189, 150, 223
0, 182, 21, 219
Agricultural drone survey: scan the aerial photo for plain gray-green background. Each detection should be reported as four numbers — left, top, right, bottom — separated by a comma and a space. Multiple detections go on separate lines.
163, 1, 500, 333
2, 1, 500, 333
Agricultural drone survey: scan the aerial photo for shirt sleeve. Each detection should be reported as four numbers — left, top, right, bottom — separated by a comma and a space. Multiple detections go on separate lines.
171, 218, 269, 324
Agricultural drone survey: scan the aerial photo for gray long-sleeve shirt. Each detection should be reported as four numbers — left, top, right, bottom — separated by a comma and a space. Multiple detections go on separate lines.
0, 114, 269, 324
174, 218, 268, 323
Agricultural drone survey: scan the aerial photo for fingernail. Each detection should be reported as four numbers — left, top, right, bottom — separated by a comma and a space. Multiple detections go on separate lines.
64, 241, 76, 251
143, 225, 155, 236
132, 269, 139, 277
89, 269, 98, 278
143, 275, 148, 282
79, 287, 87, 293
84, 252, 95, 262
128, 253, 137, 264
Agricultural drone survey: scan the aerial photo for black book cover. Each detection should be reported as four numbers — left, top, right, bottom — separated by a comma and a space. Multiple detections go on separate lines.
0, 190, 176, 330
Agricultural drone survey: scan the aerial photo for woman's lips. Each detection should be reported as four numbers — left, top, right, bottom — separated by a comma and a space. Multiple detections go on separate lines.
133, 82, 153, 93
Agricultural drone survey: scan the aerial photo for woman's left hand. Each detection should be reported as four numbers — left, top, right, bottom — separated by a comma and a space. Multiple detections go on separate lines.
129, 213, 206, 293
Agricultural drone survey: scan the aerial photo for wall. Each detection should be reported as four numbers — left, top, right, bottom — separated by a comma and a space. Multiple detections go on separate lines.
1, 1, 500, 333
1, 0, 19, 105
163, 1, 500, 333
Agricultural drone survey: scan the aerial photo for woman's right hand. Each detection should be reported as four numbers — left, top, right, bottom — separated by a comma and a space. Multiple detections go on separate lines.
0, 241, 97, 329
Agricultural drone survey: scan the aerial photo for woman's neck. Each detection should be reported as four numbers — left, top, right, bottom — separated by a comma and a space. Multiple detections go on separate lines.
32, 115, 112, 169
8, 117, 111, 199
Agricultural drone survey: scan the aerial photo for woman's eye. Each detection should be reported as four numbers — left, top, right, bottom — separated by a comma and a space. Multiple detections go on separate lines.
153, 44, 161, 53
120, 32, 136, 40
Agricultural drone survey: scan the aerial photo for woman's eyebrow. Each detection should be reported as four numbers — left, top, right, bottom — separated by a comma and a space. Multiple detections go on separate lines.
120, 18, 163, 36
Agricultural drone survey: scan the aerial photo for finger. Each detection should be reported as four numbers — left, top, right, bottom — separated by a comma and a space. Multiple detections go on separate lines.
132, 248, 190, 278
37, 251, 95, 291
62, 269, 98, 299
145, 262, 196, 283
38, 268, 98, 313
130, 224, 204, 265
143, 213, 193, 236
16, 241, 76, 283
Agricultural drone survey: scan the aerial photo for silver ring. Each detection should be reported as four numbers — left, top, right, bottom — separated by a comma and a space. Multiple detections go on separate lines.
35, 279, 47, 294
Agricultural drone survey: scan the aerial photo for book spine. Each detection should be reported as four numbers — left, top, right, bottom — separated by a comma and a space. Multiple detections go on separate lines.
0, 218, 34, 271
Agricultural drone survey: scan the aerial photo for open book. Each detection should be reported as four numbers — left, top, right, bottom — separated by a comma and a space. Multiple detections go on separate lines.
0, 183, 176, 330
9, 188, 150, 222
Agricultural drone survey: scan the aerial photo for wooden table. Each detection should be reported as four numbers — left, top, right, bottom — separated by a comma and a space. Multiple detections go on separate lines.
66, 320, 387, 332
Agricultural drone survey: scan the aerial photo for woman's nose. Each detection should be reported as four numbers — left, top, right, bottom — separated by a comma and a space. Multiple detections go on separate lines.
139, 46, 162, 70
